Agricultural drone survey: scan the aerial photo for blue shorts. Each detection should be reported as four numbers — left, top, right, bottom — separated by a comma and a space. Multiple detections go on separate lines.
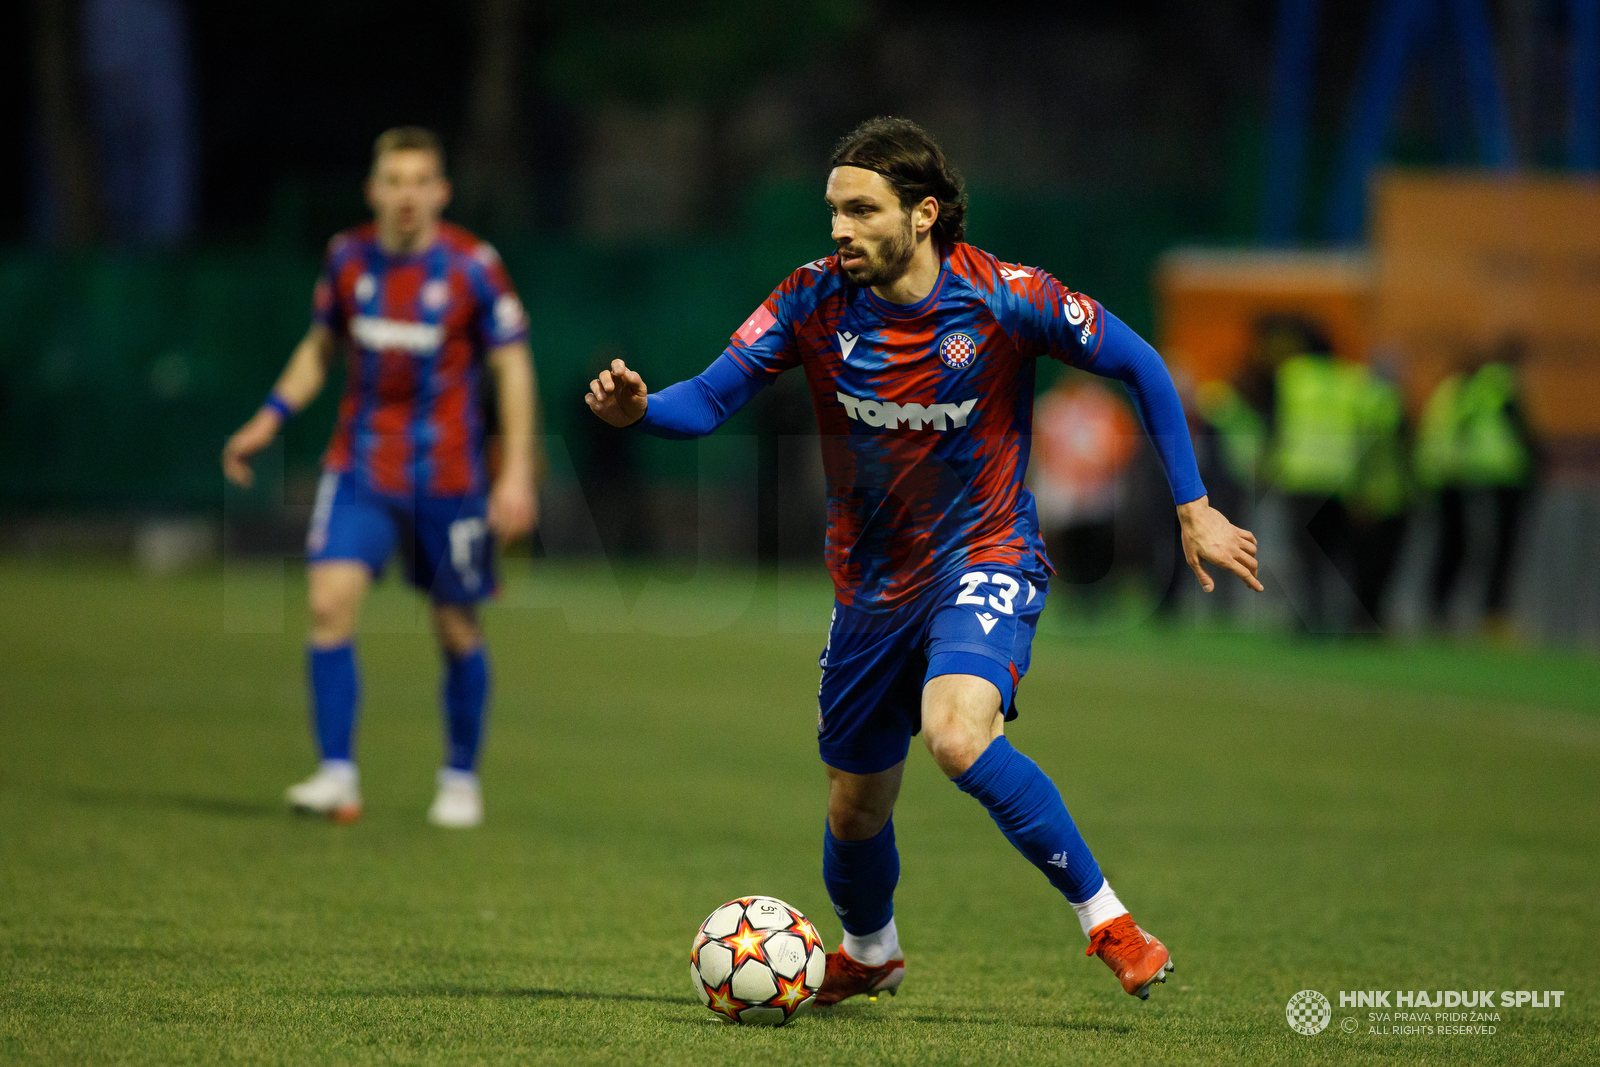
817, 565, 1048, 775
306, 470, 497, 604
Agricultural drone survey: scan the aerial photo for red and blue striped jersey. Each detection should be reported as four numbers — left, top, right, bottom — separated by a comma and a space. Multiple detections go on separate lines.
313, 221, 527, 497
725, 243, 1111, 611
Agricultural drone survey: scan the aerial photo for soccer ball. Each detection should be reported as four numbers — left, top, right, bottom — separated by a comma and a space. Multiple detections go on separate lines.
690, 896, 827, 1025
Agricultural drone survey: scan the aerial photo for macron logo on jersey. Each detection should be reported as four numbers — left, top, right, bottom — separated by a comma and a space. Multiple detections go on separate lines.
836, 391, 978, 431
350, 316, 443, 354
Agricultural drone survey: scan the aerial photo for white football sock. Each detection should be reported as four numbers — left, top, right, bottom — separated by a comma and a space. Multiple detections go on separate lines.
1071, 878, 1129, 938
320, 759, 358, 783
841, 917, 901, 966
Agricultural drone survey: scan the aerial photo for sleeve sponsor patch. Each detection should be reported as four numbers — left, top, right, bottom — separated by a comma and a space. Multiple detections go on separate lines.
1063, 293, 1090, 326
734, 304, 778, 345
1063, 292, 1101, 349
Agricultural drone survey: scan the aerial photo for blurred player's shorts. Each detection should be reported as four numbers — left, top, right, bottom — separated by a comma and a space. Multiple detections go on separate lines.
306, 470, 496, 603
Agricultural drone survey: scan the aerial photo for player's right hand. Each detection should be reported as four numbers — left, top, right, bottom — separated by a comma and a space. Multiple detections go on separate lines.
1176, 495, 1263, 593
585, 358, 649, 428
221, 409, 282, 488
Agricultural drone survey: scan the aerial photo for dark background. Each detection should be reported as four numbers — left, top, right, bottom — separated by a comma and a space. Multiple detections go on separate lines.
4, 1, 1597, 648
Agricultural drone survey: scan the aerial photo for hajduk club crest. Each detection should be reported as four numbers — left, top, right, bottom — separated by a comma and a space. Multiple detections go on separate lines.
939, 332, 976, 369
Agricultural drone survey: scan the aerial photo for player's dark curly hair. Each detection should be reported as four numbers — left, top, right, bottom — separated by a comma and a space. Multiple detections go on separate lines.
829, 117, 967, 246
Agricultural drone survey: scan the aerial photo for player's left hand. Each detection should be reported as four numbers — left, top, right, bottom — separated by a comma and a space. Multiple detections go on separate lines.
488, 472, 537, 543
221, 409, 282, 489
1176, 496, 1262, 593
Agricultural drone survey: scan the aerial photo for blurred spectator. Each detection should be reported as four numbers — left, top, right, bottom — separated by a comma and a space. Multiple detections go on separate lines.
1347, 352, 1411, 630
1197, 314, 1312, 505
80, 0, 196, 245
1196, 377, 1265, 499
1417, 338, 1538, 635
1030, 374, 1137, 618
1269, 321, 1363, 633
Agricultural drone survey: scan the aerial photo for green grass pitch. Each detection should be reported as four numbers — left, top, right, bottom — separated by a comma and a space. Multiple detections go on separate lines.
2, 560, 1597, 1065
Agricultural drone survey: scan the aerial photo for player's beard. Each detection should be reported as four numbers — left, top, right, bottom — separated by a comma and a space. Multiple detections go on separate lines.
840, 212, 916, 288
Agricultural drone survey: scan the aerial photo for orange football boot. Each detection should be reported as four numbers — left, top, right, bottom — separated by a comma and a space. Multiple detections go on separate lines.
813, 948, 906, 1005
1086, 914, 1173, 999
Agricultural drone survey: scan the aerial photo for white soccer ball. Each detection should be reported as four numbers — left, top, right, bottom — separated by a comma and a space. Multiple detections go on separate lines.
690, 895, 827, 1025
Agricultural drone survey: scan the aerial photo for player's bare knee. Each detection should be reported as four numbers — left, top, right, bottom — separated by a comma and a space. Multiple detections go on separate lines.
825, 764, 900, 840
432, 604, 480, 656
922, 723, 988, 778
827, 795, 891, 841
307, 589, 356, 643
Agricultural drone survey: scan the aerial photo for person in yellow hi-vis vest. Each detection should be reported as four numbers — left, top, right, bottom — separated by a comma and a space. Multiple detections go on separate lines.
1347, 358, 1411, 629
1271, 337, 1366, 633
1418, 339, 1537, 633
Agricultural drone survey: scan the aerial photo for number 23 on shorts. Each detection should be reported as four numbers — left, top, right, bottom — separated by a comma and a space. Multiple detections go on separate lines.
955, 571, 1022, 615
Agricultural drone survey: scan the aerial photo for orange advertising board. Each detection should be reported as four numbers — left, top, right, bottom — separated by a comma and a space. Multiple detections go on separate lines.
1155, 173, 1600, 441
1372, 172, 1600, 438
1154, 249, 1373, 387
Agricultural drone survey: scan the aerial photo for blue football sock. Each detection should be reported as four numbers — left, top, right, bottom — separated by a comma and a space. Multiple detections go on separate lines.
442, 646, 489, 772
308, 643, 359, 762
952, 736, 1104, 904
823, 819, 899, 936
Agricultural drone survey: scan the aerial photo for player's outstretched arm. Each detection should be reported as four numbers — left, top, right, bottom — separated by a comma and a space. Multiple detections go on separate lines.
1177, 496, 1262, 593
1063, 304, 1264, 593
585, 358, 649, 427
585, 354, 768, 439
222, 325, 335, 488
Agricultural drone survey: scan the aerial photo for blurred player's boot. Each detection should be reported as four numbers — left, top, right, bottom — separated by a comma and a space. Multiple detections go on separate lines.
427, 768, 482, 828
1086, 914, 1173, 999
285, 760, 361, 823
813, 948, 905, 1005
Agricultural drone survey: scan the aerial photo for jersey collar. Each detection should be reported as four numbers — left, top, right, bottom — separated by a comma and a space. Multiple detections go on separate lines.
861, 257, 949, 319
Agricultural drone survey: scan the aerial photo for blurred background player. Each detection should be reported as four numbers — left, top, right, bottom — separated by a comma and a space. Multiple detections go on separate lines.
221, 127, 538, 827
585, 118, 1261, 1005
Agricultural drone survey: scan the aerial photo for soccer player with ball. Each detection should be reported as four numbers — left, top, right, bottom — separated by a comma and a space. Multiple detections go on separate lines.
223, 128, 539, 828
587, 118, 1260, 1004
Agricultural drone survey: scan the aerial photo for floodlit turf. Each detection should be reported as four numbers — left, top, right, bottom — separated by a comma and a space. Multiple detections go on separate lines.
2, 559, 1597, 1065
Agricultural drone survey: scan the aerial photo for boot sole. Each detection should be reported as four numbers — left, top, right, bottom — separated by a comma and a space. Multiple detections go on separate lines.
288, 801, 362, 824
1132, 957, 1175, 1000
815, 963, 905, 1006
